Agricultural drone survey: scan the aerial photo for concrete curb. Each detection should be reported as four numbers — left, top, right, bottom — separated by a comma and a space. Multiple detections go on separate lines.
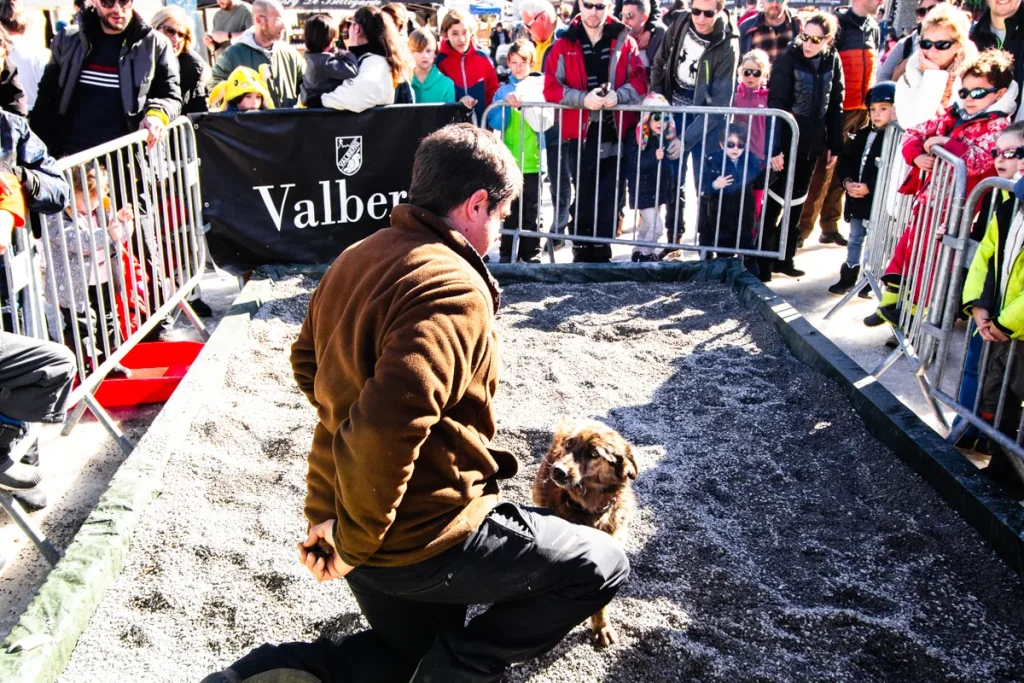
0, 275, 274, 683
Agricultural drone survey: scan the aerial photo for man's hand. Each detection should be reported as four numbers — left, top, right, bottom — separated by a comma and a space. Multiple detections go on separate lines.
140, 115, 165, 149
770, 153, 785, 172
666, 138, 682, 159
601, 89, 618, 108
914, 154, 935, 171
298, 519, 355, 582
208, 30, 231, 43
637, 30, 651, 50
583, 88, 605, 110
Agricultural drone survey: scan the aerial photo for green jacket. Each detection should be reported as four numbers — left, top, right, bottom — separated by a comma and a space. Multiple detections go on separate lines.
963, 189, 1024, 338
211, 29, 304, 108
485, 76, 541, 175
411, 65, 456, 104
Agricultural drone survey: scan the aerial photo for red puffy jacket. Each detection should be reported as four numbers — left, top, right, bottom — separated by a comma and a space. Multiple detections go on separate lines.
436, 38, 498, 122
543, 16, 647, 142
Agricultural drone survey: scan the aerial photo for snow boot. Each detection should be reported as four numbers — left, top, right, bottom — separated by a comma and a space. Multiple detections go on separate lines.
828, 263, 860, 294
864, 275, 902, 327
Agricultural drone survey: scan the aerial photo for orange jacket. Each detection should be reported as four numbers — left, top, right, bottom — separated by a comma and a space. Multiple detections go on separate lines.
835, 7, 880, 110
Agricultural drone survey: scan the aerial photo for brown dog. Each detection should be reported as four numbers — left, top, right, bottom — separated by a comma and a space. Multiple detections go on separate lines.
532, 418, 638, 648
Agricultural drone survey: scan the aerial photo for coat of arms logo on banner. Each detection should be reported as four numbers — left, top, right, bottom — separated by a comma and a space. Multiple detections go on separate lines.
335, 136, 363, 176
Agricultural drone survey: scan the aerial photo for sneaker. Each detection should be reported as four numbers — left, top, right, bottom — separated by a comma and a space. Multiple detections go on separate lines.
820, 232, 849, 246
11, 486, 47, 511
189, 298, 213, 318
0, 456, 41, 490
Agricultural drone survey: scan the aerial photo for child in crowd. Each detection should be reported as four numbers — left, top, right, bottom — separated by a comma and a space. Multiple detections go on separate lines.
300, 13, 358, 109
625, 94, 679, 262
208, 66, 274, 112
959, 122, 1024, 491
486, 40, 544, 263
409, 29, 455, 104
732, 50, 770, 160
866, 49, 1017, 328
829, 81, 897, 294
436, 9, 498, 121
48, 165, 135, 365
697, 123, 764, 270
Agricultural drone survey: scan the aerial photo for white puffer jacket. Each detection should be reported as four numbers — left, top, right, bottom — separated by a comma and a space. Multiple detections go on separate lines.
322, 52, 396, 113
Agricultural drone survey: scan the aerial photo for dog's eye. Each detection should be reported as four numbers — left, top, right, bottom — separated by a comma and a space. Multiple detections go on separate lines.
585, 449, 600, 459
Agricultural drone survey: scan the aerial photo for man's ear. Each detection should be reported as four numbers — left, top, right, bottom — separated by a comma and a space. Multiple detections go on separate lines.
468, 188, 491, 221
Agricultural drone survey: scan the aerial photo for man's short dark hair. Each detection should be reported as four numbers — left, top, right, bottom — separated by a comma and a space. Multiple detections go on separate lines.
409, 124, 523, 217
622, 0, 651, 16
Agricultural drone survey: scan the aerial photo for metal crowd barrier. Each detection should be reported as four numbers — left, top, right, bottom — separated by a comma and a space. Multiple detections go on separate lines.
916, 177, 1024, 481
7, 117, 208, 454
480, 101, 800, 262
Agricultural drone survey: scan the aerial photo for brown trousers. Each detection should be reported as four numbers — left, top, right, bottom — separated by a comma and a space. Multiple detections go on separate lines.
797, 108, 870, 240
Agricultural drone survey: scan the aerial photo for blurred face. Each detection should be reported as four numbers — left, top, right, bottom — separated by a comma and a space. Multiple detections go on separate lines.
447, 22, 471, 52
989, 0, 1022, 22
96, 0, 132, 34
993, 133, 1023, 179
412, 47, 435, 70
764, 0, 786, 22
800, 23, 828, 58
920, 25, 959, 69
916, 0, 940, 24
959, 74, 1005, 116
860, 0, 883, 15
238, 92, 263, 111
522, 9, 555, 43
690, 0, 719, 35
869, 101, 893, 129
581, 0, 609, 30
216, 0, 234, 9
724, 134, 745, 160
508, 52, 530, 80
740, 59, 765, 89
621, 3, 648, 36
157, 18, 189, 56
255, 7, 286, 44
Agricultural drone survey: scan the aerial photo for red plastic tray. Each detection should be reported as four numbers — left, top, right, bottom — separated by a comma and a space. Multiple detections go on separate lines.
93, 341, 204, 408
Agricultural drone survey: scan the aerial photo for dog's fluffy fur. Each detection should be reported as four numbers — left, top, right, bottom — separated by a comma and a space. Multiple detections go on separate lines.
532, 418, 638, 647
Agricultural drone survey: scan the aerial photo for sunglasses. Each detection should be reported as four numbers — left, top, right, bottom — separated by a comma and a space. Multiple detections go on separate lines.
800, 32, 825, 45
742, 69, 762, 78
959, 86, 999, 100
158, 25, 188, 40
726, 141, 745, 149
622, 11, 639, 20
991, 146, 1024, 160
581, 1, 607, 9
692, 8, 717, 17
919, 39, 955, 50
649, 112, 668, 122
916, 2, 942, 17
96, 0, 131, 8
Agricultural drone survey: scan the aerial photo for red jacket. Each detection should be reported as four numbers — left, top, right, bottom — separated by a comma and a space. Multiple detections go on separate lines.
543, 16, 647, 142
436, 38, 498, 122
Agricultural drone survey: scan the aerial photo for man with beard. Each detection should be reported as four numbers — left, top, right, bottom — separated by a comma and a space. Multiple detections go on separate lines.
738, 0, 802, 64
30, 0, 180, 157
621, 0, 667, 70
203, 0, 253, 61
211, 0, 304, 108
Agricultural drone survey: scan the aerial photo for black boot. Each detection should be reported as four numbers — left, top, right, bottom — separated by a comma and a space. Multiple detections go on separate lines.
828, 263, 860, 294
777, 259, 805, 277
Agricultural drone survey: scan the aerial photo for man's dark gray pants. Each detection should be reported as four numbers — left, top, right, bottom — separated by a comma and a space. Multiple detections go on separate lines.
209, 502, 630, 683
0, 331, 76, 424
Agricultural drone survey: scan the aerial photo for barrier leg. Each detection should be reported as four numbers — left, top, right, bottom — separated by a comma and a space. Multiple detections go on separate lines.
82, 393, 134, 456
823, 271, 878, 321
0, 490, 61, 565
178, 299, 210, 342
60, 400, 89, 437
871, 345, 905, 378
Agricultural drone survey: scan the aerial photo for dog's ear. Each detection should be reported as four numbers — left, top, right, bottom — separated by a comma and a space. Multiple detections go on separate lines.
618, 443, 638, 481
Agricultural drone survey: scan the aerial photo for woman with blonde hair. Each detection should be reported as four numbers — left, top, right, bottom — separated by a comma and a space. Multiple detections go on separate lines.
895, 3, 976, 129
151, 5, 210, 114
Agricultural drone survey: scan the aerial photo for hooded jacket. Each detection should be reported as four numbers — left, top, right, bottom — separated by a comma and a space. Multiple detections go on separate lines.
650, 12, 739, 150
767, 41, 845, 160
31, 8, 181, 155
834, 6, 879, 111
625, 103, 680, 209
290, 203, 516, 568
412, 64, 456, 104
963, 188, 1024, 337
300, 51, 359, 108
544, 15, 647, 142
436, 37, 498, 121
210, 27, 304, 108
970, 2, 1024, 115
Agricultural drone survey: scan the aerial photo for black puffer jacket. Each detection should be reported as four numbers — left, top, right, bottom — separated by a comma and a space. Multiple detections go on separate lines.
837, 123, 886, 220
179, 49, 208, 115
767, 41, 844, 160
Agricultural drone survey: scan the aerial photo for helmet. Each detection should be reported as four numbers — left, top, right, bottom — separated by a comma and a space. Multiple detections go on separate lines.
867, 81, 896, 106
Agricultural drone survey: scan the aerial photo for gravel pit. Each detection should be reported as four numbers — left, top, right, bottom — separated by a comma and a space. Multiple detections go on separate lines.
60, 276, 1024, 683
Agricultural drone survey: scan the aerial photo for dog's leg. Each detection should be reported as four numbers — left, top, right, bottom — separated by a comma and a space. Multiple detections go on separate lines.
590, 606, 618, 648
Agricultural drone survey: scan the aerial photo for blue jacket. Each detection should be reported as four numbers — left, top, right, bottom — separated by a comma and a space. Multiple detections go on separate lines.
698, 148, 764, 249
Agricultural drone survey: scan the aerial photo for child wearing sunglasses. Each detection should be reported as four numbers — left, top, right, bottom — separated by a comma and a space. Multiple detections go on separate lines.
866, 49, 1016, 329
697, 122, 764, 267
732, 49, 769, 161
624, 94, 680, 262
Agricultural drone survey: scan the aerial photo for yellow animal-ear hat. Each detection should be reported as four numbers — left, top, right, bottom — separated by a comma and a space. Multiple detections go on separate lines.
208, 65, 275, 111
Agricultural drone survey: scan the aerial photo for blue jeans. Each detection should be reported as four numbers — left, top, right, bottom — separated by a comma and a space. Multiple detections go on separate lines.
847, 217, 867, 267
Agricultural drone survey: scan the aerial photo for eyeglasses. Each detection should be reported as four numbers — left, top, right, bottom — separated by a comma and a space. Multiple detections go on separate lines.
742, 69, 762, 78
158, 25, 188, 40
726, 141, 745, 149
691, 8, 717, 17
581, 1, 607, 9
919, 39, 955, 50
800, 32, 825, 45
959, 86, 999, 100
96, 0, 131, 8
990, 146, 1024, 159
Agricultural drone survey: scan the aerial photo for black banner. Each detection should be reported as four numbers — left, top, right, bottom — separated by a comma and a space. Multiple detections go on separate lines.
195, 105, 471, 274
